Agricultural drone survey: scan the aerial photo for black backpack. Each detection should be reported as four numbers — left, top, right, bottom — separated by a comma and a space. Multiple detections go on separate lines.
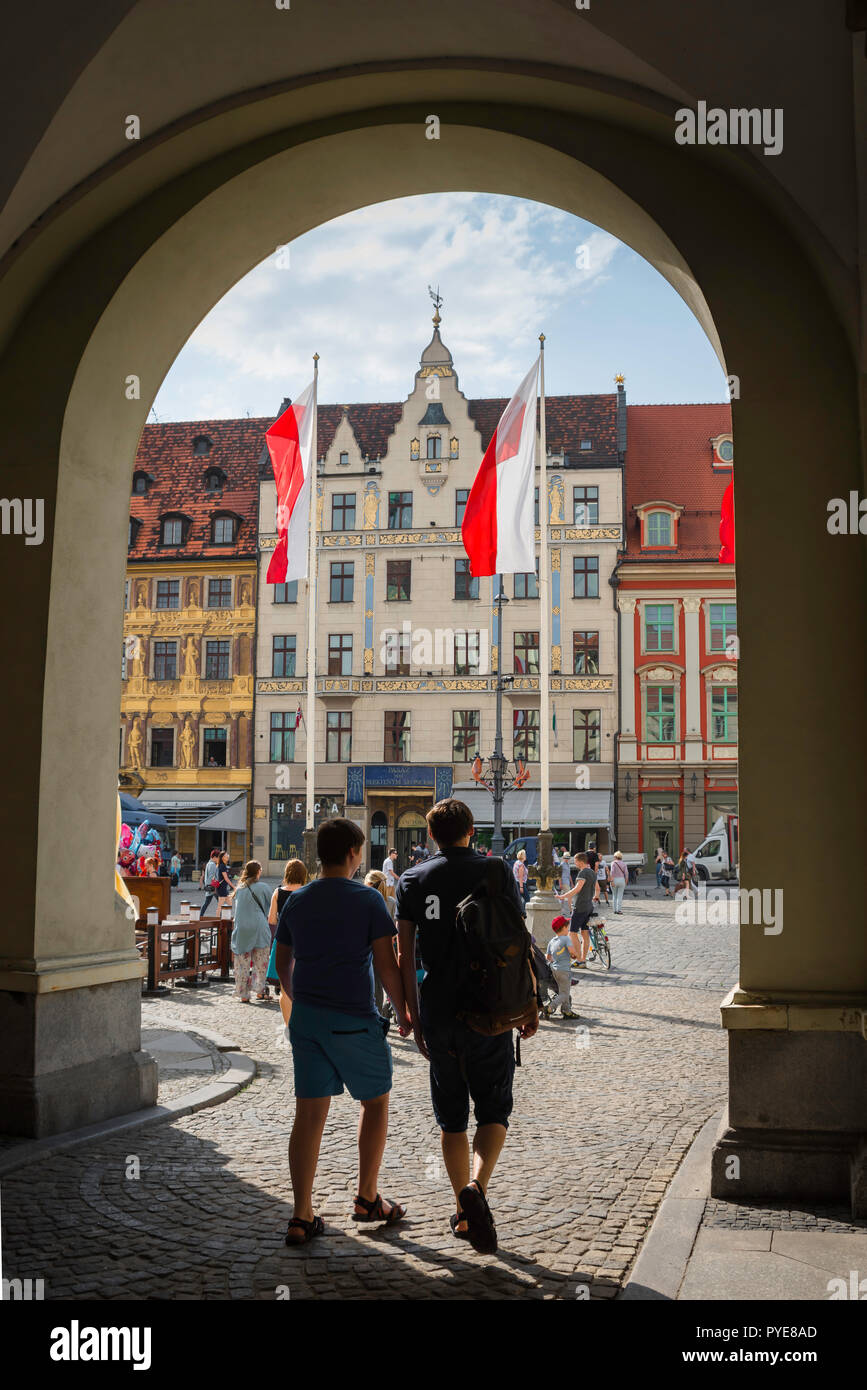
454, 860, 539, 1036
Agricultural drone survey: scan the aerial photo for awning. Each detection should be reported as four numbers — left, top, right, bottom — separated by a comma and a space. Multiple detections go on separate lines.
451, 787, 613, 830
138, 789, 237, 828
118, 793, 168, 831
197, 794, 248, 832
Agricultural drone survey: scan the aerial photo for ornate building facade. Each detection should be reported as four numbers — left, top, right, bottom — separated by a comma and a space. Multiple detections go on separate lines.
614, 404, 737, 858
253, 315, 626, 874
121, 421, 261, 861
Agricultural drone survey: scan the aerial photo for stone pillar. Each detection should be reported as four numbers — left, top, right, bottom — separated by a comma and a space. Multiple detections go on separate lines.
682, 596, 703, 764
618, 597, 637, 756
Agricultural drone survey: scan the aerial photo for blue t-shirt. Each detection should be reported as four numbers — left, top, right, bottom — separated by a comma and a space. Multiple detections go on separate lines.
546, 933, 573, 970
275, 877, 396, 1017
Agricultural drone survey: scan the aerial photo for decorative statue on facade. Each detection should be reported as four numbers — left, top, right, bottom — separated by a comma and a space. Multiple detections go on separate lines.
548, 475, 564, 523
183, 635, 199, 675
179, 716, 196, 769
187, 578, 201, 608
363, 485, 380, 530
127, 716, 144, 771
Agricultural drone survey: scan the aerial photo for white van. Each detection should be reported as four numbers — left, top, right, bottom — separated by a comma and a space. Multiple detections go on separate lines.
692, 815, 739, 881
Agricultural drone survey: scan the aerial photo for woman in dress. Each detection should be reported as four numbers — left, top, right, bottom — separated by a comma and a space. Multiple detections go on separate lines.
230, 861, 273, 1003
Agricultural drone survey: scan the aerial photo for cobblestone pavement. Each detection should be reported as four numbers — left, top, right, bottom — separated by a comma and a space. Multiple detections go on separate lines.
140, 1026, 231, 1105
702, 1198, 867, 1235
2, 898, 737, 1300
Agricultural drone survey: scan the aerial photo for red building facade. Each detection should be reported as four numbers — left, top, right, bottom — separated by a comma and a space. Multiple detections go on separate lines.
614, 404, 737, 859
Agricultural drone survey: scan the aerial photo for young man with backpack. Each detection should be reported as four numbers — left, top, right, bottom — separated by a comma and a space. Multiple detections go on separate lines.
395, 798, 538, 1255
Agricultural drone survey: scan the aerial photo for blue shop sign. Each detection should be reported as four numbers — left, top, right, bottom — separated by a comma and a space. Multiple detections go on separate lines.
346, 765, 453, 805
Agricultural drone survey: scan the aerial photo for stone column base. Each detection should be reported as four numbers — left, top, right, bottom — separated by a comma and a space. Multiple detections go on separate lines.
526, 889, 561, 949
0, 977, 158, 1139
710, 1112, 865, 1212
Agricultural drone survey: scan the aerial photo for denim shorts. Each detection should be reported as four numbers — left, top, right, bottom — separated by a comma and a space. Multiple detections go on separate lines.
289, 1000, 393, 1101
421, 1014, 515, 1133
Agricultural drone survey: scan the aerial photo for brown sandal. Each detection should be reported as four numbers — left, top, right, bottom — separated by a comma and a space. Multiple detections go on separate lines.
352, 1193, 405, 1226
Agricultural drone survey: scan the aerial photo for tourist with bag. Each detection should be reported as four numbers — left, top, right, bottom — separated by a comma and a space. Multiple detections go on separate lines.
609, 851, 629, 914
231, 860, 273, 1003
396, 798, 538, 1255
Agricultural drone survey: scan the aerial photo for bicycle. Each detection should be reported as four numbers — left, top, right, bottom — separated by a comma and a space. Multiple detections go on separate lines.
586, 918, 612, 970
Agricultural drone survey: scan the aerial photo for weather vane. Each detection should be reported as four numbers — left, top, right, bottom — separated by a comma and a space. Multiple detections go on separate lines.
428, 283, 443, 325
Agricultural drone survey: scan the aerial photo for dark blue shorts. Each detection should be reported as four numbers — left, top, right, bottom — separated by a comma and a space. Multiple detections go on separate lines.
421, 1015, 515, 1133
289, 1001, 393, 1101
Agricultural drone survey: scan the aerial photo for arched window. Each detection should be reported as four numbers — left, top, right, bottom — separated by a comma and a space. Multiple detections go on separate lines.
647, 511, 672, 546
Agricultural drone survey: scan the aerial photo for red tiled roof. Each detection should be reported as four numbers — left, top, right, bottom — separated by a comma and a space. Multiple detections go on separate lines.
129, 418, 266, 562
621, 403, 733, 562
469, 393, 619, 462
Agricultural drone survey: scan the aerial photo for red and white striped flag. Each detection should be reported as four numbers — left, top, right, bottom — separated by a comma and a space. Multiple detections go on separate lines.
719, 479, 735, 563
266, 380, 316, 583
461, 357, 540, 576
294, 705, 303, 731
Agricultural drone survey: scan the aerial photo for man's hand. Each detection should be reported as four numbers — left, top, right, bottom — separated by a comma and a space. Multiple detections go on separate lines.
412, 1024, 430, 1059
519, 1017, 539, 1040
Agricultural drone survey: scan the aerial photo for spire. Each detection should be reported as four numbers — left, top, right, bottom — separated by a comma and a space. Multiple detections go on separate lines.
420, 287, 453, 370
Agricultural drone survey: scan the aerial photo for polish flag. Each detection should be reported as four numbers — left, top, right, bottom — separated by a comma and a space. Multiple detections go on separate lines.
461, 357, 540, 576
266, 380, 316, 583
719, 479, 735, 563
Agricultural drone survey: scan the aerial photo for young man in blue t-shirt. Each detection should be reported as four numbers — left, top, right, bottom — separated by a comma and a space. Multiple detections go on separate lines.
274, 818, 410, 1245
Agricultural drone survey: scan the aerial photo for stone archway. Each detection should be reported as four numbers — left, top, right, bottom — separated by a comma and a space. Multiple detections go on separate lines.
1, 66, 863, 1212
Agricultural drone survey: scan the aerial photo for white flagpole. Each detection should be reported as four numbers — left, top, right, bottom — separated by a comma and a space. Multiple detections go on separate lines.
538, 334, 550, 836
305, 353, 319, 834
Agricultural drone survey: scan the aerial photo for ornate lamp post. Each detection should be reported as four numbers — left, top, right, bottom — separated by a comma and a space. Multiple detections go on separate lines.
472, 577, 530, 854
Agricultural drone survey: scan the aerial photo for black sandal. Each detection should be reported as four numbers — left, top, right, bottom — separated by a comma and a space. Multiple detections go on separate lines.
352, 1193, 406, 1226
458, 1180, 498, 1254
284, 1215, 324, 1246
449, 1212, 469, 1240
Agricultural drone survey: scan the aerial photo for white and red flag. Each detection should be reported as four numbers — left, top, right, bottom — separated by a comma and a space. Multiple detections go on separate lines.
265, 380, 316, 583
461, 357, 540, 576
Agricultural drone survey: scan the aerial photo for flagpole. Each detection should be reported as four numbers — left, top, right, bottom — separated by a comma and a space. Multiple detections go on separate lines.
305, 354, 319, 851
538, 334, 551, 840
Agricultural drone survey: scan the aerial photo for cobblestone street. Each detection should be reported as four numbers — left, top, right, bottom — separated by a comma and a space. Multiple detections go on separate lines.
3, 896, 737, 1300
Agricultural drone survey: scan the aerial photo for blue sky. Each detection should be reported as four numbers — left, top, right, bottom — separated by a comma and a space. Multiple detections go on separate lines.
152, 192, 728, 421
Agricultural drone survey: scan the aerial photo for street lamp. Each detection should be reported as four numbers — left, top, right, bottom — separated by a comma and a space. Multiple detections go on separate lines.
471, 576, 530, 855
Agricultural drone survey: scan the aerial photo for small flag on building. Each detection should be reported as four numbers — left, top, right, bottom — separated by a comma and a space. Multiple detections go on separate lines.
266, 379, 316, 584
294, 705, 303, 731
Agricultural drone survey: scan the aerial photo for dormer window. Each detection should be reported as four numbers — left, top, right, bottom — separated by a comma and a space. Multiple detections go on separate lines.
204, 467, 225, 492
635, 501, 682, 550
710, 433, 734, 467
128, 517, 141, 548
160, 514, 187, 547
132, 471, 150, 494
193, 435, 213, 456
580, 439, 593, 452
339, 451, 349, 467
647, 511, 672, 546
212, 514, 237, 545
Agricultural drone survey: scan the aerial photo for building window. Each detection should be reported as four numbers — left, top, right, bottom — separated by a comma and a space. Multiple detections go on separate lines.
339, 451, 349, 467
193, 435, 212, 456
514, 631, 540, 675
513, 709, 540, 762
646, 685, 676, 742
150, 728, 174, 768
383, 630, 411, 675
132, 472, 149, 494
153, 640, 177, 681
155, 579, 180, 610
573, 556, 599, 598
711, 687, 738, 743
452, 710, 480, 762
388, 491, 413, 529
326, 711, 352, 762
573, 631, 600, 674
272, 635, 296, 677
426, 436, 442, 460
572, 708, 601, 762
212, 516, 236, 545
647, 511, 672, 546
204, 469, 223, 492
573, 486, 599, 525
204, 639, 230, 679
329, 561, 354, 603
514, 562, 539, 600
270, 712, 296, 762
119, 727, 124, 764
128, 518, 140, 548
328, 634, 353, 676
386, 559, 411, 601
121, 642, 127, 681
332, 493, 356, 531
454, 558, 479, 600
580, 439, 593, 452
207, 578, 232, 608
161, 517, 184, 547
709, 603, 737, 651
454, 630, 481, 676
273, 581, 298, 604
203, 726, 227, 767
124, 580, 130, 611
455, 488, 470, 527
645, 603, 675, 652
384, 710, 411, 762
